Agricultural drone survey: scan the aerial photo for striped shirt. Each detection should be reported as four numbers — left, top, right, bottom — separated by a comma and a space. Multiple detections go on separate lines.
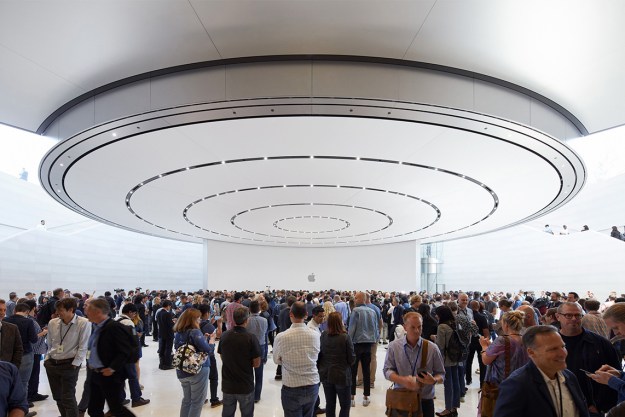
581, 312, 610, 339
273, 323, 320, 387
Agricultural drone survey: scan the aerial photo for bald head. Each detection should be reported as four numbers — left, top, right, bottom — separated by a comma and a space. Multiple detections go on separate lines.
355, 292, 365, 305
517, 305, 536, 327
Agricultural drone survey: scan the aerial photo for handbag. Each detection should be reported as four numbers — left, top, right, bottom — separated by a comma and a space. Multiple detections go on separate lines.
172, 330, 208, 374
479, 336, 510, 417
385, 340, 429, 417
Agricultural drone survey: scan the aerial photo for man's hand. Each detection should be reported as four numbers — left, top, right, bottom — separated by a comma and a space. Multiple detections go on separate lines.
416, 371, 437, 385
101, 368, 115, 377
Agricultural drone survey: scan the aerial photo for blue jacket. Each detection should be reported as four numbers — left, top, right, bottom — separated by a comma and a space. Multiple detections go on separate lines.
494, 361, 590, 417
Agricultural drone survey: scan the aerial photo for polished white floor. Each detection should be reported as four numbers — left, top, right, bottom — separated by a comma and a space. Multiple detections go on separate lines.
32, 340, 481, 417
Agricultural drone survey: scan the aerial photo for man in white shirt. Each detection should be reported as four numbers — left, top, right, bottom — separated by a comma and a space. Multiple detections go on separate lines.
44, 297, 91, 417
307, 306, 325, 333
273, 302, 320, 417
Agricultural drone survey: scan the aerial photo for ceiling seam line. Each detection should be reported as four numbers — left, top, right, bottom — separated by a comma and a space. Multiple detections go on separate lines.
401, 0, 438, 60
187, 0, 223, 59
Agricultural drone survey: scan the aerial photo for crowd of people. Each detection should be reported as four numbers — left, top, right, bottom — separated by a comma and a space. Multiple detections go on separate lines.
0, 287, 624, 417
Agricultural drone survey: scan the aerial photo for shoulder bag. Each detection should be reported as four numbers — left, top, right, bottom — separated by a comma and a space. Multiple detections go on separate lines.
172, 330, 208, 374
385, 339, 429, 417
479, 335, 510, 417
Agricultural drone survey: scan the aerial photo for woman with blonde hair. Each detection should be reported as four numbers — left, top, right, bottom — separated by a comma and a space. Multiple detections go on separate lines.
174, 308, 216, 417
478, 310, 530, 417
322, 301, 335, 332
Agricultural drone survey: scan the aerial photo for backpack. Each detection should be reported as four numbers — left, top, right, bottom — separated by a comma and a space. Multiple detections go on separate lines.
114, 317, 141, 363
445, 324, 468, 362
36, 299, 56, 326
172, 331, 209, 374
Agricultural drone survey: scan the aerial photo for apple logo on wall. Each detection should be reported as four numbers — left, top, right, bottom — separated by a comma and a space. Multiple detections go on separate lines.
308, 272, 316, 282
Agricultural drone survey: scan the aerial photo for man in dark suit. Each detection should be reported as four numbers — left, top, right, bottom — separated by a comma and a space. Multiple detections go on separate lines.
494, 325, 590, 417
85, 298, 136, 417
155, 300, 175, 370
0, 300, 23, 368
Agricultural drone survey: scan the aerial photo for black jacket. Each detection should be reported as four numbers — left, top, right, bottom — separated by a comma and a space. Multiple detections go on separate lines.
494, 361, 590, 417
96, 319, 135, 372
318, 332, 355, 386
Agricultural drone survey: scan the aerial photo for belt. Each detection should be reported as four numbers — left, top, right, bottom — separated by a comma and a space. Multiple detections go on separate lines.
89, 367, 105, 373
46, 358, 74, 365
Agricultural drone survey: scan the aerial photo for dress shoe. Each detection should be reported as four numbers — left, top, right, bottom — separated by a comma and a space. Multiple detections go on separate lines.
160, 365, 175, 370
104, 411, 113, 417
28, 402, 34, 407
211, 400, 223, 408
30, 393, 49, 402
25, 412, 36, 417
274, 374, 282, 380
122, 399, 130, 405
142, 344, 149, 347
315, 407, 326, 414
78, 411, 86, 417
132, 397, 150, 407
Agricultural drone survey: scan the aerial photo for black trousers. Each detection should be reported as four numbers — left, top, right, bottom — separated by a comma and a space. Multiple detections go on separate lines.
465, 336, 486, 386
28, 354, 41, 399
208, 354, 220, 402
158, 336, 173, 367
44, 360, 81, 417
351, 343, 372, 396
88, 371, 136, 417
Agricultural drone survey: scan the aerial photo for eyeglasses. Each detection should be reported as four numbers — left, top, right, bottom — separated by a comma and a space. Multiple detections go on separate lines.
559, 313, 582, 320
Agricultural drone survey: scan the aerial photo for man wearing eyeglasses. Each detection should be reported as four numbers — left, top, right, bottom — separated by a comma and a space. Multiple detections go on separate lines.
556, 302, 621, 417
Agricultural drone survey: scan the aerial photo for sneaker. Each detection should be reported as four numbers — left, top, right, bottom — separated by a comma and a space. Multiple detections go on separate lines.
139, 384, 144, 390
351, 397, 355, 407
363, 397, 370, 407
382, 340, 388, 344
460, 396, 465, 403
132, 397, 150, 407
210, 400, 223, 408
370, 382, 375, 388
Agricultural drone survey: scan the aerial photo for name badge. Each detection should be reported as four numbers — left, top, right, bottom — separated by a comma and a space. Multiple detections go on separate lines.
58, 345, 64, 353
86, 350, 91, 360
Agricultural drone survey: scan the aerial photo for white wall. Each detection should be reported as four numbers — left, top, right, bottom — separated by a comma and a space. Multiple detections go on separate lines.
205, 239, 419, 291
0, 173, 203, 295
440, 227, 625, 300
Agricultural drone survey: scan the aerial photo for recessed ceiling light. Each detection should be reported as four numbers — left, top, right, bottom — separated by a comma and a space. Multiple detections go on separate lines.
221, 161, 225, 164
185, 167, 190, 170
112, 132, 117, 137
59, 163, 64, 167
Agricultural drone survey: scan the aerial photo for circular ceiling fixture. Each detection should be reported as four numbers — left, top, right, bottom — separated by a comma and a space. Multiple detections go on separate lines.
40, 97, 585, 247
39, 57, 585, 247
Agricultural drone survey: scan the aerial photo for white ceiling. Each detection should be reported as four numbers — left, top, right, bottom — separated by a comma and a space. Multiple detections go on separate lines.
1, 0, 625, 134
1, 0, 604, 247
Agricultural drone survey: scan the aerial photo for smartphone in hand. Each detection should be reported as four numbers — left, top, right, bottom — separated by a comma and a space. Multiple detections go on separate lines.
580, 369, 594, 376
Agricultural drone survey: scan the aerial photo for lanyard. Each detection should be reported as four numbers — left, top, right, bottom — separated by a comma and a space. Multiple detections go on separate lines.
60, 322, 74, 345
403, 341, 422, 376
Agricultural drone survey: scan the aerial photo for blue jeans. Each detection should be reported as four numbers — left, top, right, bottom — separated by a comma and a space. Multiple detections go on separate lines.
281, 384, 319, 417
222, 391, 254, 417
322, 383, 351, 417
123, 363, 142, 400
179, 366, 209, 417
458, 363, 466, 395
443, 366, 460, 410
18, 352, 34, 395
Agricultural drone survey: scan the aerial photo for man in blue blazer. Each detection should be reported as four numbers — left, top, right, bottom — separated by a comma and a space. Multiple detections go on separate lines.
494, 325, 589, 417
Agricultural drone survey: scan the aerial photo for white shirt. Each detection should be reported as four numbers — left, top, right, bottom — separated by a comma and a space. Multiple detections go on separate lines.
46, 314, 92, 367
307, 319, 321, 333
536, 367, 579, 417
273, 323, 320, 387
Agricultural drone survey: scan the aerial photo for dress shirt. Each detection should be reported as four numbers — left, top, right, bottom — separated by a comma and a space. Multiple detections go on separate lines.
224, 301, 242, 330
383, 336, 446, 400
537, 367, 580, 417
246, 313, 268, 346
273, 323, 320, 387
348, 304, 378, 344
46, 313, 91, 367
86, 318, 109, 369
29, 316, 48, 355
458, 307, 474, 322
334, 301, 350, 325
307, 319, 321, 333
